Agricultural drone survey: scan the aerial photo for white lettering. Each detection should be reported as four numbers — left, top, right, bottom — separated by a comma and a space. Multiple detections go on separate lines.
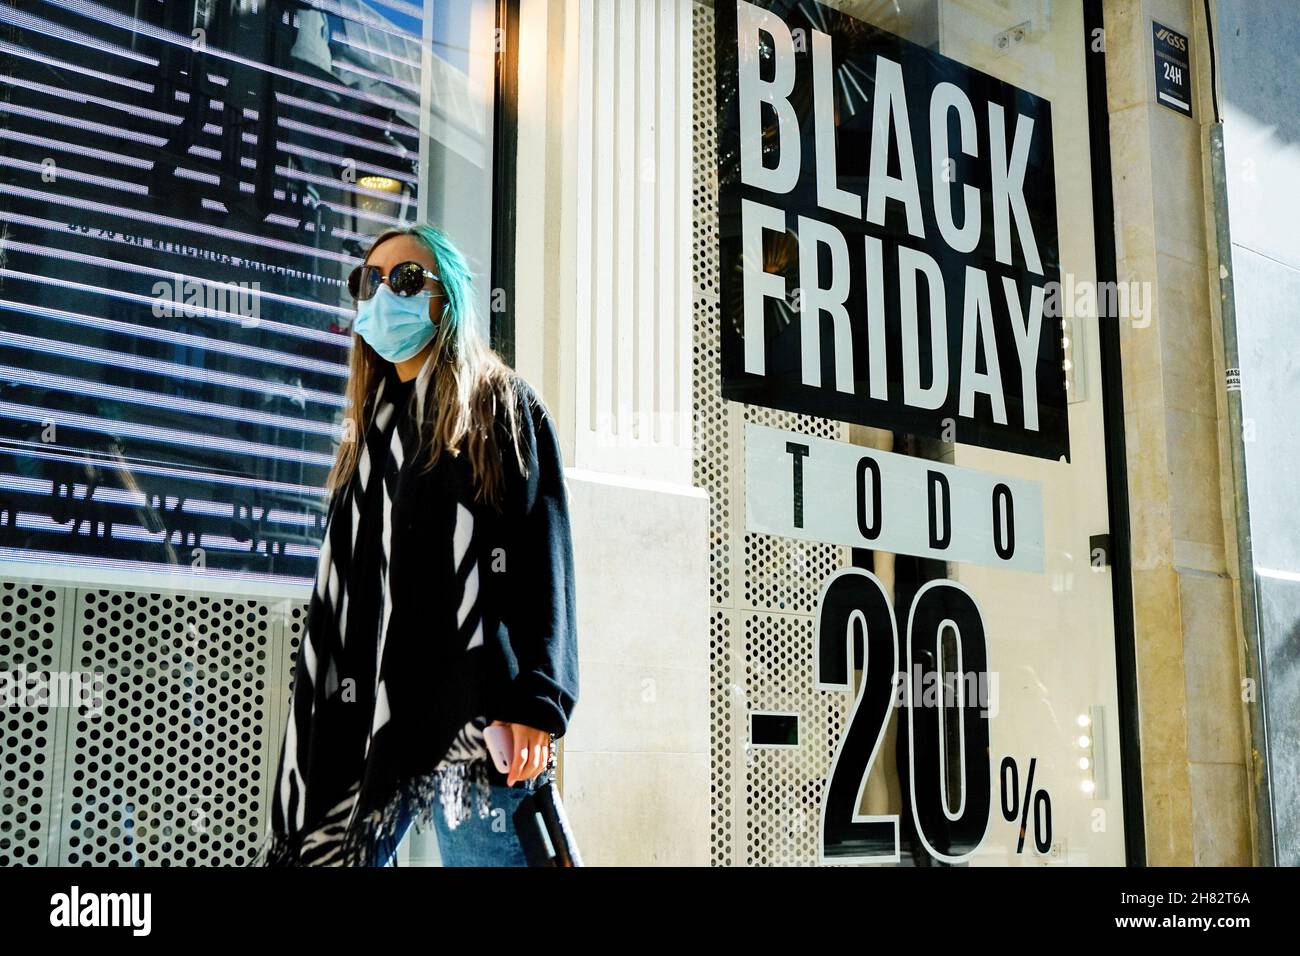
737, 0, 800, 193
865, 57, 926, 239
958, 266, 1008, 424
741, 198, 788, 375
798, 216, 855, 392
898, 246, 947, 409
988, 103, 1042, 274
811, 29, 862, 218
930, 82, 981, 253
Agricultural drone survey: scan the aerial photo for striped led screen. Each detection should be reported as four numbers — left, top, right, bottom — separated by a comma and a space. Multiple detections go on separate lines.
0, 0, 485, 588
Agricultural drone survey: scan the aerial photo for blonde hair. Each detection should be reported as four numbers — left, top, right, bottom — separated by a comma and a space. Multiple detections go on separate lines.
327, 224, 525, 508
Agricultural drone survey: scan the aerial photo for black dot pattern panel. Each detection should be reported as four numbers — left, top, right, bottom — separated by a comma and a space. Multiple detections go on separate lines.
708, 610, 734, 867
285, 601, 306, 697
0, 582, 62, 867
743, 613, 845, 866
693, 1, 735, 869
57, 590, 280, 866
267, 600, 307, 781
693, 3, 731, 613
692, 1, 850, 867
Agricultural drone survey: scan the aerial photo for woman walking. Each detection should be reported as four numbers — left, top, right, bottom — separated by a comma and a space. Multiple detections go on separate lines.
260, 224, 578, 867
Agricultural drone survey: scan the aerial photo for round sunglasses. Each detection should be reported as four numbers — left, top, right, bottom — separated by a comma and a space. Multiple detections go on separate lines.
347, 261, 441, 301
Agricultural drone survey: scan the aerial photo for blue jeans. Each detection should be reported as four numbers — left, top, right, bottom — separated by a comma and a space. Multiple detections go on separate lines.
381, 776, 538, 867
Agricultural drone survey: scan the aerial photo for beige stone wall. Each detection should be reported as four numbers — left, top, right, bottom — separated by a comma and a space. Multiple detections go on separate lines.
1103, 0, 1255, 864
510, 0, 713, 865
561, 472, 711, 865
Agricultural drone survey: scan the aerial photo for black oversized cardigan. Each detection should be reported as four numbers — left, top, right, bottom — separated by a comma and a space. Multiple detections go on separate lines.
402, 375, 581, 743
263, 370, 579, 866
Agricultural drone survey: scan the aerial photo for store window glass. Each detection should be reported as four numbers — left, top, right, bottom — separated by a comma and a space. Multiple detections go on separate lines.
716, 0, 1129, 865
0, 0, 499, 593
928, 0, 1129, 866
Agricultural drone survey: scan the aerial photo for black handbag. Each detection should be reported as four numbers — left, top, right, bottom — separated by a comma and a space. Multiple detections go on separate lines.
512, 734, 584, 866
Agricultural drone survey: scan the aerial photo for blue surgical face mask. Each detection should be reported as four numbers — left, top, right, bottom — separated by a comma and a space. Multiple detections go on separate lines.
353, 284, 439, 363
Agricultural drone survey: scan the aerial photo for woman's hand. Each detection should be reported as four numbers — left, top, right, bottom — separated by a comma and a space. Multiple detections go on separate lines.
489, 720, 551, 786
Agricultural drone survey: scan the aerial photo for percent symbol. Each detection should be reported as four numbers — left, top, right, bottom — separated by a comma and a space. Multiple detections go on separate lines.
999, 756, 1052, 855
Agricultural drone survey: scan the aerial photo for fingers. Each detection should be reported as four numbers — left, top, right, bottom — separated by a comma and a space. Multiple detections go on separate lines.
526, 729, 546, 780
508, 723, 528, 787
537, 735, 551, 779
501, 724, 551, 785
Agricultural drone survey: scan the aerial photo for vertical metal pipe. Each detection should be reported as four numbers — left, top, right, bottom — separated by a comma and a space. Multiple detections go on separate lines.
1207, 118, 1276, 867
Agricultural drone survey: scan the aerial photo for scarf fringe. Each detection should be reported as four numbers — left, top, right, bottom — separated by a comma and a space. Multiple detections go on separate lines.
252, 759, 496, 867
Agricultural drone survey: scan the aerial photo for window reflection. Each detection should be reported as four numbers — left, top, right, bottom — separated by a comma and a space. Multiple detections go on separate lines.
0, 0, 496, 588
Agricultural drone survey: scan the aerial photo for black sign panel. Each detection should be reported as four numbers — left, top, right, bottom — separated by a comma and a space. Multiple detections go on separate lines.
716, 0, 1069, 461
1153, 22, 1193, 117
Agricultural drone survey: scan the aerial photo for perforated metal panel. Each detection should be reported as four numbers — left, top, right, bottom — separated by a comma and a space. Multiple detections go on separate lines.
707, 610, 735, 866
0, 578, 303, 867
0, 581, 66, 867
36, 587, 296, 867
742, 612, 850, 865
267, 599, 307, 781
692, 1, 851, 867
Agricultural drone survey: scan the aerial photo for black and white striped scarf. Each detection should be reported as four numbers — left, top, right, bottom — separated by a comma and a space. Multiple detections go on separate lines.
260, 359, 504, 867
